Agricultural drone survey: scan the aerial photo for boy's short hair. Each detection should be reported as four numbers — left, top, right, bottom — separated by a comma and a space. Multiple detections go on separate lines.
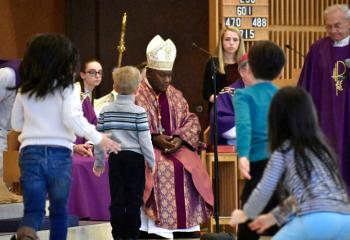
248, 40, 285, 80
112, 66, 141, 95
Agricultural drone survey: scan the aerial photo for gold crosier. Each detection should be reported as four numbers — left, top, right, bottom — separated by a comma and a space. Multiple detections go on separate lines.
117, 12, 127, 68
332, 60, 347, 96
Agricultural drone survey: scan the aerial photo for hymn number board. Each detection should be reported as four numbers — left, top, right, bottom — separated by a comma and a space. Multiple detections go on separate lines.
222, 0, 269, 41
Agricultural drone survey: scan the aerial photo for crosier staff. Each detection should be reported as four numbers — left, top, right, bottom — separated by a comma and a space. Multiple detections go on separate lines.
117, 12, 127, 68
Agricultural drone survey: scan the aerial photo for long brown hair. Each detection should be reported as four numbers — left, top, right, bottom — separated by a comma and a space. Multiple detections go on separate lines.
217, 26, 245, 74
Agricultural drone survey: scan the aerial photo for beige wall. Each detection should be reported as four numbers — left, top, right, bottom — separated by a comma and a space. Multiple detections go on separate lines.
0, 0, 65, 59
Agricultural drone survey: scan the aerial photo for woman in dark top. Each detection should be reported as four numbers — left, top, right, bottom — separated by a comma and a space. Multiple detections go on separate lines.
202, 26, 245, 111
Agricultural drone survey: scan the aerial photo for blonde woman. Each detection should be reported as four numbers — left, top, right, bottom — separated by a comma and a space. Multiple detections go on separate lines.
202, 26, 245, 111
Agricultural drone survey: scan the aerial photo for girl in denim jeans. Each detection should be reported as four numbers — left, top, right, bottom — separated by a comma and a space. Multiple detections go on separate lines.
10, 33, 120, 240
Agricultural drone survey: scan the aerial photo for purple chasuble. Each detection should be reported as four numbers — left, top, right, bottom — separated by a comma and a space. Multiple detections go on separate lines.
75, 96, 97, 144
298, 37, 350, 192
136, 80, 213, 230
158, 93, 187, 228
0, 59, 21, 86
210, 79, 244, 144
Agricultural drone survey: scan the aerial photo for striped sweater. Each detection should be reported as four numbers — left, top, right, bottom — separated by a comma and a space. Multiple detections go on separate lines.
94, 94, 155, 169
243, 142, 350, 225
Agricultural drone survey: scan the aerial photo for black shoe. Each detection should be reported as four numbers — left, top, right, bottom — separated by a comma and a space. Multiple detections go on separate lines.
174, 231, 201, 238
138, 231, 166, 239
10, 236, 16, 240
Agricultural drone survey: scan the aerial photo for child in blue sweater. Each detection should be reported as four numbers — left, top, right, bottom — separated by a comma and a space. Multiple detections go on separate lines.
233, 40, 285, 239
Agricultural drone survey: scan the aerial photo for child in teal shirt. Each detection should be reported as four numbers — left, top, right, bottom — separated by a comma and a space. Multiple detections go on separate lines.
233, 40, 285, 240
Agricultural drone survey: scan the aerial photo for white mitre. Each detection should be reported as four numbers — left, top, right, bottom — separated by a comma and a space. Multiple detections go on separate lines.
146, 35, 176, 71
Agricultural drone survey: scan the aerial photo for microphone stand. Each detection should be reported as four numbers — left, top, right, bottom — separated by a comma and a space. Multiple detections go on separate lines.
192, 42, 220, 233
211, 57, 220, 233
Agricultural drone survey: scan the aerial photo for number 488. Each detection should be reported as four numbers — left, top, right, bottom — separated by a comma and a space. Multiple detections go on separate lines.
252, 17, 268, 27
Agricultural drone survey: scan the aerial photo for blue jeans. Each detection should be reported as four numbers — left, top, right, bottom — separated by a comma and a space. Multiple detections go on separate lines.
273, 212, 350, 240
19, 145, 72, 240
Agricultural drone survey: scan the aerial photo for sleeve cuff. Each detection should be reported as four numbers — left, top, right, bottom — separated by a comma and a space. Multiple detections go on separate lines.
89, 131, 103, 145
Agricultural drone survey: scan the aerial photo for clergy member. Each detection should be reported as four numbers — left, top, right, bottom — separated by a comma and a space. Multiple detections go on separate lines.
0, 59, 22, 203
210, 53, 250, 145
298, 4, 350, 193
136, 35, 213, 239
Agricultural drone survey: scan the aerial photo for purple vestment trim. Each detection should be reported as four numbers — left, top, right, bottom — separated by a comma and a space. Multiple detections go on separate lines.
158, 92, 171, 135
210, 79, 245, 144
159, 93, 187, 228
75, 96, 97, 144
0, 59, 21, 86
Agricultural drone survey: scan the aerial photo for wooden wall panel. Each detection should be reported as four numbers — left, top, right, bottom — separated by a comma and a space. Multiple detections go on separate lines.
0, 0, 65, 59
67, 0, 209, 129
237, 0, 350, 87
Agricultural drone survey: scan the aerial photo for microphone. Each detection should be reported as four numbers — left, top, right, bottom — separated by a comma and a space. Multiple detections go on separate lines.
345, 58, 350, 68
285, 44, 305, 58
192, 42, 211, 56
192, 42, 217, 72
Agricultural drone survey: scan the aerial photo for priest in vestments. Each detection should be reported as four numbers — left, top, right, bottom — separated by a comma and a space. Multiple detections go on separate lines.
0, 59, 22, 203
74, 95, 97, 145
298, 4, 350, 192
210, 80, 244, 145
136, 35, 213, 239
210, 53, 252, 145
71, 80, 98, 156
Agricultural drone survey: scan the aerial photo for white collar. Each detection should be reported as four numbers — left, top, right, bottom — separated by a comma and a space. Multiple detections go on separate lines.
333, 35, 350, 47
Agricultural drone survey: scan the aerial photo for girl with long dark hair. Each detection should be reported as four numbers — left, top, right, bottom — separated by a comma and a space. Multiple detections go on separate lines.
230, 87, 350, 239
11, 33, 120, 240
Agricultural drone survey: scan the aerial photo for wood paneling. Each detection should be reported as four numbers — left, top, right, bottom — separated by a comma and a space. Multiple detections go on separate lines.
215, 0, 350, 87
266, 0, 349, 86
67, 0, 209, 129
0, 0, 65, 59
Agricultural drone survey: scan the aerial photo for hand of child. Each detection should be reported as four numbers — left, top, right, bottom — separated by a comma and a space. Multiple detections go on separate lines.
239, 157, 251, 180
93, 165, 105, 177
229, 209, 248, 227
99, 133, 121, 154
249, 213, 277, 234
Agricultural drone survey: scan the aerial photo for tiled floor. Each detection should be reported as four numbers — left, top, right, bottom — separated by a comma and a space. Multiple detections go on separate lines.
0, 222, 204, 240
0, 223, 274, 240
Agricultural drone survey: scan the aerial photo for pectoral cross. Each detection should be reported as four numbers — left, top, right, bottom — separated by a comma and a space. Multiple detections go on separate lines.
332, 60, 346, 96
155, 93, 165, 134
157, 124, 165, 135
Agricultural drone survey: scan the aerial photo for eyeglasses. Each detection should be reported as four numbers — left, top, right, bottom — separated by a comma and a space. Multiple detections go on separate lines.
85, 70, 103, 77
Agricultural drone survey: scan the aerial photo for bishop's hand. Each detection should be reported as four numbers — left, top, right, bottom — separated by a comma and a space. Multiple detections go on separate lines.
152, 135, 183, 154
166, 136, 183, 154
